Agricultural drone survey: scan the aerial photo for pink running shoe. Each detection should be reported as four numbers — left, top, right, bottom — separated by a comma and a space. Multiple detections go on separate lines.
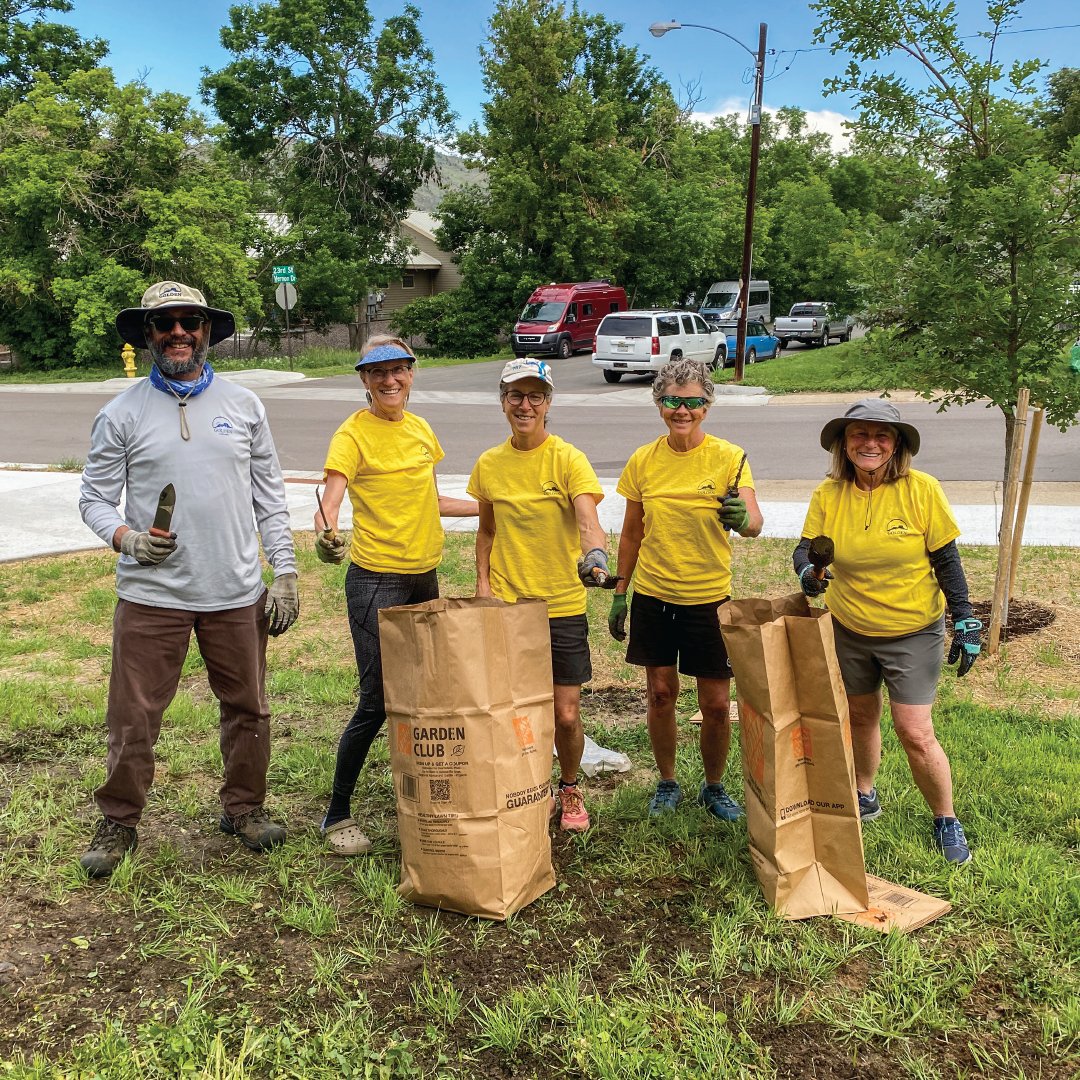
558, 783, 590, 832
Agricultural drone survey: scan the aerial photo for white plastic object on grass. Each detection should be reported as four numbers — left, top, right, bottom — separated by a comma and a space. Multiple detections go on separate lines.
555, 735, 631, 778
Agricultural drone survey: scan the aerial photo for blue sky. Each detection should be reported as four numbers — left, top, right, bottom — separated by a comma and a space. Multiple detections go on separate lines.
64, 0, 1080, 147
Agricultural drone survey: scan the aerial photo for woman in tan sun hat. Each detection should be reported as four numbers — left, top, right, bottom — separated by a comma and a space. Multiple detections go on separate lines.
794, 397, 982, 866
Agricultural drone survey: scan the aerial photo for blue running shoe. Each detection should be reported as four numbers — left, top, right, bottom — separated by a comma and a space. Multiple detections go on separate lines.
698, 782, 744, 822
858, 787, 882, 821
933, 816, 972, 866
648, 779, 683, 817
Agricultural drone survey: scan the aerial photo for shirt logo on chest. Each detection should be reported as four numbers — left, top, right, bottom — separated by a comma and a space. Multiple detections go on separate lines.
886, 518, 910, 536
419, 445, 433, 461
697, 479, 717, 495
212, 416, 235, 436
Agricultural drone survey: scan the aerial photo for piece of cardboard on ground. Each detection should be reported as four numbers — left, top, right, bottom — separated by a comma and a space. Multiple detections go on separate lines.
834, 874, 951, 933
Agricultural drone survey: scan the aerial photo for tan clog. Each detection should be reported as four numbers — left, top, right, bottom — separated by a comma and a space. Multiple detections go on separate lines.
322, 817, 372, 856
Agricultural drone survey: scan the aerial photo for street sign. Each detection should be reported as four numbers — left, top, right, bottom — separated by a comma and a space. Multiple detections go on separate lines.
272, 265, 296, 284
274, 283, 297, 310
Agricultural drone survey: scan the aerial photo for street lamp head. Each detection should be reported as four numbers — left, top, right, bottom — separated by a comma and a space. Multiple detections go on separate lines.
649, 21, 681, 37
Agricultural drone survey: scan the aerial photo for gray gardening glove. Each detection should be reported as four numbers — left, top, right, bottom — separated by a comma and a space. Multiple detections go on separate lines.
577, 547, 616, 588
120, 529, 177, 566
265, 572, 299, 636
315, 530, 347, 564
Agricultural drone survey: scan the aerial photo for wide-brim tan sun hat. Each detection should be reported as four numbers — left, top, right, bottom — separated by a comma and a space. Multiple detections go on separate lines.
116, 280, 236, 349
819, 397, 921, 455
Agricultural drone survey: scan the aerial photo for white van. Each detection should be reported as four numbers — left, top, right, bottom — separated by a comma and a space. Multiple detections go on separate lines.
699, 280, 771, 325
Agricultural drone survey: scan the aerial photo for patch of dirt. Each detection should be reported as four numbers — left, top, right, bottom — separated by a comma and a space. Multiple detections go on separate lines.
970, 597, 1056, 639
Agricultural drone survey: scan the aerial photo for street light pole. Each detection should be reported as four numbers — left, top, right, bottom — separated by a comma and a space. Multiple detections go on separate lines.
734, 23, 767, 384
649, 19, 768, 384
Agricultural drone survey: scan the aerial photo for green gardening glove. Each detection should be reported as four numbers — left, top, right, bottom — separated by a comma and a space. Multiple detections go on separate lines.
716, 495, 750, 533
608, 593, 628, 642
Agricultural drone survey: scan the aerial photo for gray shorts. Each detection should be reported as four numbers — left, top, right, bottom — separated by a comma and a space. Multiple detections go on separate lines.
831, 617, 945, 705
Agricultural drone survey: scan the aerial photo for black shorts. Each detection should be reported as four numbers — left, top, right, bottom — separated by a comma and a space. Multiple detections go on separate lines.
626, 592, 732, 680
550, 614, 592, 686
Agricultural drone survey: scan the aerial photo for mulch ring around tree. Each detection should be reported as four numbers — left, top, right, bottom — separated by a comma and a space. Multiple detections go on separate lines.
970, 598, 1056, 640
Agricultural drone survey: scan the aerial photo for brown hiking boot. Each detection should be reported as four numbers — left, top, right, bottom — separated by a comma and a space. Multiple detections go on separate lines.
219, 807, 286, 851
80, 818, 138, 878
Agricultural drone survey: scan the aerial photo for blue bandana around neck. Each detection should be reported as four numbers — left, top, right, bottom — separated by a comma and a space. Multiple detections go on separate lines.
149, 360, 215, 399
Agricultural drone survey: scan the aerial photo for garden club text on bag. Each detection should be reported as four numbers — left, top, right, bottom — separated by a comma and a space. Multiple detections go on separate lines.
719, 593, 869, 919
379, 597, 556, 920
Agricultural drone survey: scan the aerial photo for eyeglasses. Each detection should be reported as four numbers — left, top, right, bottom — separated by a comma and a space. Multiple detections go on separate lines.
659, 395, 708, 410
147, 314, 208, 334
503, 390, 550, 406
364, 364, 412, 380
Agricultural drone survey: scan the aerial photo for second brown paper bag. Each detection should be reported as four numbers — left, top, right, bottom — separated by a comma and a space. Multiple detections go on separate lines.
719, 593, 869, 919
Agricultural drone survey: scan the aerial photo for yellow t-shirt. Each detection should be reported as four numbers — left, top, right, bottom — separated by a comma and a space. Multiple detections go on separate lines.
617, 435, 754, 605
801, 470, 960, 636
324, 409, 445, 573
467, 435, 603, 618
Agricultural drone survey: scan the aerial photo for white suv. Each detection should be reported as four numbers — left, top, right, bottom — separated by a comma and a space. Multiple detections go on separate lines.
592, 310, 726, 383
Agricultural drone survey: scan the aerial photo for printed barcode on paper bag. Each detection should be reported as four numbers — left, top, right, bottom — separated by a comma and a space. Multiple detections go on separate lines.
430, 779, 451, 803
878, 890, 918, 908
401, 773, 419, 802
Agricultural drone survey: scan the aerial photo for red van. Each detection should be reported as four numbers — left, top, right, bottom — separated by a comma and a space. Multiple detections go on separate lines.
512, 281, 627, 359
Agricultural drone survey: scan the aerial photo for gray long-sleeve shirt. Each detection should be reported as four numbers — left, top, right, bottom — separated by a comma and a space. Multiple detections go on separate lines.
79, 377, 296, 611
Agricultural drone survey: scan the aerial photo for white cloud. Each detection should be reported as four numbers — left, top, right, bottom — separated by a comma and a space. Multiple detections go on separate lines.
691, 97, 854, 153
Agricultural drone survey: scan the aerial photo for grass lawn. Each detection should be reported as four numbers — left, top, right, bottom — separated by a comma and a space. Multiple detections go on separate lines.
716, 340, 891, 394
0, 347, 512, 385
0, 535, 1077, 1077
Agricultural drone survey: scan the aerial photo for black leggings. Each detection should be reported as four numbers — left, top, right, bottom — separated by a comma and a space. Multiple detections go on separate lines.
330, 564, 439, 808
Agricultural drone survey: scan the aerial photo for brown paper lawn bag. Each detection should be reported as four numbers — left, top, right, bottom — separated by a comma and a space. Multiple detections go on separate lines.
719, 593, 869, 919
379, 597, 556, 920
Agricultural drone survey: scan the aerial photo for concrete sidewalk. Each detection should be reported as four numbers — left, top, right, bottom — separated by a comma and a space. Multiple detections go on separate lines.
3, 466, 1078, 564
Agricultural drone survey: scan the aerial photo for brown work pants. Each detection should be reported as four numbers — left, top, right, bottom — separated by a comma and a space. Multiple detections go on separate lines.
95, 594, 271, 826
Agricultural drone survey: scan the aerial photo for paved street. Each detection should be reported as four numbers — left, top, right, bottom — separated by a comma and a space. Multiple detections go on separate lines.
2, 359, 1080, 482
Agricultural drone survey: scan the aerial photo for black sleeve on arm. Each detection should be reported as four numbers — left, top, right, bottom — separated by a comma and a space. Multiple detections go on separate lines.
929, 540, 973, 622
792, 537, 812, 577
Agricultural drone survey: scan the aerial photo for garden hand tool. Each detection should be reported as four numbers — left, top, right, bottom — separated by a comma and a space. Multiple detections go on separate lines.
799, 534, 834, 597
314, 484, 347, 565
716, 453, 749, 532
120, 483, 177, 565
577, 547, 620, 589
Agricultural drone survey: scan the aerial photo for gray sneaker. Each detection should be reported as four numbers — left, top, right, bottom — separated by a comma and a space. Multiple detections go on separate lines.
220, 807, 286, 851
80, 818, 138, 878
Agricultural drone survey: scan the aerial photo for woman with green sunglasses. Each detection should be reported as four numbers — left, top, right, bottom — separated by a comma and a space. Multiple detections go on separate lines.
609, 356, 763, 821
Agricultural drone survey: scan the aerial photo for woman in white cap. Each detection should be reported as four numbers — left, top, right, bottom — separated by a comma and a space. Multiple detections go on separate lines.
794, 398, 982, 866
468, 358, 612, 832
313, 336, 477, 855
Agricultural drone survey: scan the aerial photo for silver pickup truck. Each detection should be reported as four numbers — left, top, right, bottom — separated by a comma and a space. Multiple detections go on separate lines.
774, 303, 855, 348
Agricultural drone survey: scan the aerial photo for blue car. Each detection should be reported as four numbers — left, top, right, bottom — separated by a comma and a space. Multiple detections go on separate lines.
718, 320, 780, 366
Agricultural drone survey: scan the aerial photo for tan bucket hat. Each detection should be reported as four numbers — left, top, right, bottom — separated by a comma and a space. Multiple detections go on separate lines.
116, 280, 236, 348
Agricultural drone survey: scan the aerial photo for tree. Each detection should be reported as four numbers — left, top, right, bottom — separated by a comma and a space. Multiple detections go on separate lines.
0, 0, 106, 109
1037, 67, 1080, 162
201, 0, 455, 347
0, 69, 264, 369
813, 0, 1080, 468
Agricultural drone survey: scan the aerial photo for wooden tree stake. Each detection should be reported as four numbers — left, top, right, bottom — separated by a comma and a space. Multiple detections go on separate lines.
988, 389, 1030, 654
1007, 406, 1044, 600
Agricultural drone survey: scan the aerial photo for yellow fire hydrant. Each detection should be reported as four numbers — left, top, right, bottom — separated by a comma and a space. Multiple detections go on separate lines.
122, 342, 137, 378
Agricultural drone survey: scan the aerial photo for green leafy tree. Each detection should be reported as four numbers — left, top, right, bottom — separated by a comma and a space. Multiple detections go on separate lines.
0, 0, 107, 109
814, 0, 1080, 467
1037, 67, 1080, 162
0, 70, 264, 369
201, 0, 455, 346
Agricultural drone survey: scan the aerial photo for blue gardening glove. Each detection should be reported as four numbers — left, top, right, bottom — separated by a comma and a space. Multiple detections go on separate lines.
608, 593, 628, 641
578, 547, 617, 588
265, 572, 299, 636
947, 617, 982, 677
799, 564, 833, 598
716, 495, 750, 533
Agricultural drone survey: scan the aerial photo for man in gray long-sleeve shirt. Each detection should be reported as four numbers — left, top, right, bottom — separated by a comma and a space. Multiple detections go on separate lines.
78, 280, 299, 878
